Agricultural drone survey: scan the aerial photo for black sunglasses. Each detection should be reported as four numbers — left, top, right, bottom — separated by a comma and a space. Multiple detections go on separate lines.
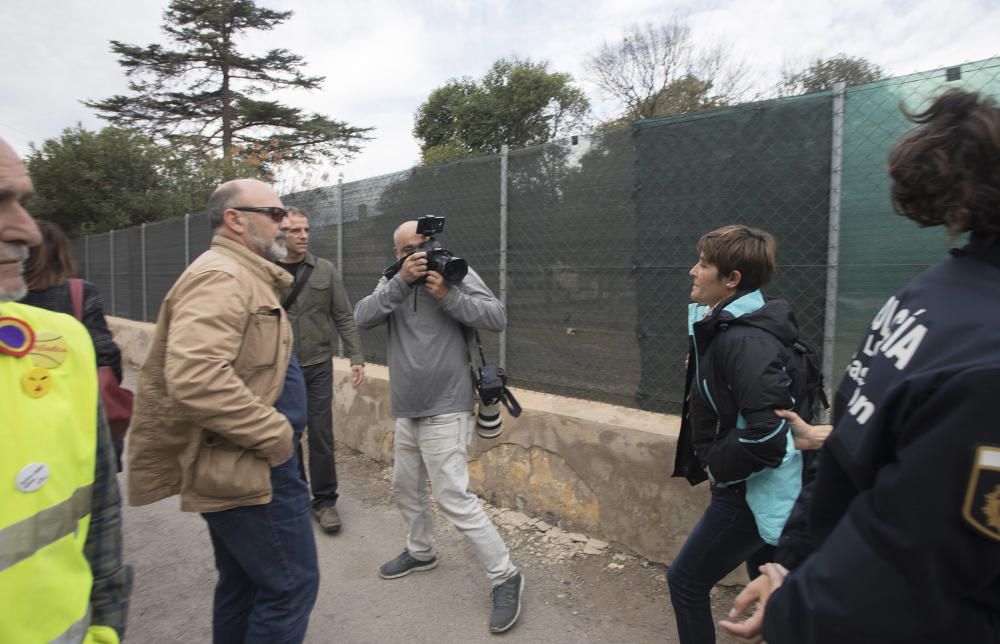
232, 206, 289, 222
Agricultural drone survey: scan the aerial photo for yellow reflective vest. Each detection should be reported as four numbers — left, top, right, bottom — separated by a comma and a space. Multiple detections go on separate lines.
1, 302, 117, 644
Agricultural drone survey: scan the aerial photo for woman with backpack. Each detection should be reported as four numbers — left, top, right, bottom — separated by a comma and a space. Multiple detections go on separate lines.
669, 224, 809, 644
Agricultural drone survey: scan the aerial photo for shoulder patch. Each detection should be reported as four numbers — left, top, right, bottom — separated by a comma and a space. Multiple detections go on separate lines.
963, 445, 1000, 542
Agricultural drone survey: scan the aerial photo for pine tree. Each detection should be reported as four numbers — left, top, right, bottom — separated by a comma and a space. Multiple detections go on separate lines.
84, 0, 371, 172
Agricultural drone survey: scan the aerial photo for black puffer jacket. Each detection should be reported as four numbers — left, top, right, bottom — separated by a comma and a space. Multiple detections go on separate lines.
673, 289, 805, 545
674, 289, 800, 484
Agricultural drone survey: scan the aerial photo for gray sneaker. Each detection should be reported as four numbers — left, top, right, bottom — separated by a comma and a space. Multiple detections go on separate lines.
378, 550, 439, 579
489, 572, 524, 633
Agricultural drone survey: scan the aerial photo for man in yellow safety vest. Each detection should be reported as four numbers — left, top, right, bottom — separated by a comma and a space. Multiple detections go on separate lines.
0, 136, 132, 643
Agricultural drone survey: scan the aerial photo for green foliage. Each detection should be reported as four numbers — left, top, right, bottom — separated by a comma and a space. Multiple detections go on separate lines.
779, 54, 886, 96
414, 58, 590, 164
26, 125, 264, 236
83, 0, 371, 172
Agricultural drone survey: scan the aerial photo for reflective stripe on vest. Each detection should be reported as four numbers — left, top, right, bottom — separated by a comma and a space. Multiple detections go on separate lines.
51, 607, 90, 644
0, 484, 93, 573
1, 302, 98, 644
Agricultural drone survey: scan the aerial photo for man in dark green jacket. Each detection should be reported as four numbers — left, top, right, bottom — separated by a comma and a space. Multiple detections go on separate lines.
278, 207, 365, 533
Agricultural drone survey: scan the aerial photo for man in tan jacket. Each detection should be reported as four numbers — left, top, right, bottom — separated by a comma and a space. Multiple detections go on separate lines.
127, 179, 319, 642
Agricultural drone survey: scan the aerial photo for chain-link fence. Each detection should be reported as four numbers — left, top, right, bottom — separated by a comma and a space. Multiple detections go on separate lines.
70, 57, 1000, 414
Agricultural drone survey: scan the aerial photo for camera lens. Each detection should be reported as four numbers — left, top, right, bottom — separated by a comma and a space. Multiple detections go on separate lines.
441, 256, 468, 283
476, 399, 502, 439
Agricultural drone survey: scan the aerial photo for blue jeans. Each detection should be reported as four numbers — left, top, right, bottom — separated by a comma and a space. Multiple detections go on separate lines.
667, 484, 775, 644
201, 454, 319, 644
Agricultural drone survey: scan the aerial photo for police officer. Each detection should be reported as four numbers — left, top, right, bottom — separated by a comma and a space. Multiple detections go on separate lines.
720, 89, 1000, 643
1, 136, 132, 643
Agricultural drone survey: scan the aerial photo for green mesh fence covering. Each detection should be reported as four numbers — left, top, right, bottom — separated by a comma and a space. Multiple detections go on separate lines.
634, 93, 832, 413
67, 57, 1000, 413
834, 58, 1000, 376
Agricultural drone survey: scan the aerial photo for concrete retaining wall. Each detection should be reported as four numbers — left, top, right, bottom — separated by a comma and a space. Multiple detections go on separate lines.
110, 317, 711, 568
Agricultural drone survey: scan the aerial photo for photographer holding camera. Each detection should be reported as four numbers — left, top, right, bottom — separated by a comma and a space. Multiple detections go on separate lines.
354, 218, 524, 635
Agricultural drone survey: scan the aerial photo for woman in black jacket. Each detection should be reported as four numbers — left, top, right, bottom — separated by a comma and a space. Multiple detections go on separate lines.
20, 220, 125, 465
669, 225, 805, 644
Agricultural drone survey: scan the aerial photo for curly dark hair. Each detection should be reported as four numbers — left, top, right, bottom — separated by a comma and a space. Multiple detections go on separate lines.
888, 89, 1000, 234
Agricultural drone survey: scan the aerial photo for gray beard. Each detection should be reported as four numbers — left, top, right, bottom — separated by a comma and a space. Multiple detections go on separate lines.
266, 235, 288, 262
0, 283, 26, 302
247, 220, 288, 262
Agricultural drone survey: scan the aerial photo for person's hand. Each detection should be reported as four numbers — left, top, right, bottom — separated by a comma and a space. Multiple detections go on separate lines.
423, 270, 449, 300
351, 364, 364, 389
775, 409, 832, 450
719, 563, 789, 642
399, 251, 428, 284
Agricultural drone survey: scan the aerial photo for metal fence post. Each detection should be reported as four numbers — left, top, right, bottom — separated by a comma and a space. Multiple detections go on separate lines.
337, 173, 345, 357
84, 235, 90, 281
109, 230, 116, 316
337, 173, 344, 273
822, 82, 846, 410
184, 213, 191, 266
141, 223, 148, 322
499, 144, 509, 369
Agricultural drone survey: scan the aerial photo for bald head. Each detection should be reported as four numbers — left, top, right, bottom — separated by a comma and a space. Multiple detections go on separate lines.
0, 136, 42, 300
394, 220, 418, 246
393, 220, 428, 260
208, 179, 275, 231
207, 178, 290, 261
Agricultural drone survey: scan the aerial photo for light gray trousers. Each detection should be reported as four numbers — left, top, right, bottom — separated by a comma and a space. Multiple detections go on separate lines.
392, 412, 518, 586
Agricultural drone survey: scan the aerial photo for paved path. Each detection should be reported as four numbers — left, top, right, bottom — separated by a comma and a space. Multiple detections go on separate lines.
119, 368, 744, 643
120, 447, 747, 643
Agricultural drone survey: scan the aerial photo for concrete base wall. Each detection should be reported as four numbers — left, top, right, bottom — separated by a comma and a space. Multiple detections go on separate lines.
110, 317, 713, 568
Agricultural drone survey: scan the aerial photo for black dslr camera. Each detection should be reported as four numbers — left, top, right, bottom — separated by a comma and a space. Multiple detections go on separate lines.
382, 215, 468, 285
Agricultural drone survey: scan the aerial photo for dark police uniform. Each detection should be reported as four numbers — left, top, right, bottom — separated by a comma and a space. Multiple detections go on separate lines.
765, 234, 1000, 643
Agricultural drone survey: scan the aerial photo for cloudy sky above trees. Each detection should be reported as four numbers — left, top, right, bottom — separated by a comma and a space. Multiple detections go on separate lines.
1, 0, 997, 184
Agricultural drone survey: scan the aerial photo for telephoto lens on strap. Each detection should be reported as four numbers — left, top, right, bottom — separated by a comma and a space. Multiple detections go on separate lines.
476, 398, 503, 439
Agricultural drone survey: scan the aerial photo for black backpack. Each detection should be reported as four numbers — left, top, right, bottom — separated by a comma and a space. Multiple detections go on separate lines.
785, 337, 830, 423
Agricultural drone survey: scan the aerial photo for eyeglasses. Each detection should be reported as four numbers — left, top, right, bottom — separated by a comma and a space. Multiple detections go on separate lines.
232, 206, 289, 222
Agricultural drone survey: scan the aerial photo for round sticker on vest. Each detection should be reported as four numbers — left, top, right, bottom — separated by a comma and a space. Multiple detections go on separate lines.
0, 316, 35, 357
29, 329, 69, 368
16, 462, 50, 493
22, 366, 53, 398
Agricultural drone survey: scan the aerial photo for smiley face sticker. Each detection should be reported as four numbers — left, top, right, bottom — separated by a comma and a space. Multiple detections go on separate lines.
22, 366, 53, 398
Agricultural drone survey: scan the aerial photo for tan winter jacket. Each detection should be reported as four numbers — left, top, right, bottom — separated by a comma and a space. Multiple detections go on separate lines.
127, 235, 295, 512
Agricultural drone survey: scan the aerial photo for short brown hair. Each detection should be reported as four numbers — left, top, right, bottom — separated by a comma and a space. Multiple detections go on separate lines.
697, 225, 776, 291
24, 220, 79, 291
889, 89, 1000, 235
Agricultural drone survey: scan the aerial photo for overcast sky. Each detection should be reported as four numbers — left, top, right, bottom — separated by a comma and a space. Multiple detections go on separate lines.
1, 0, 997, 185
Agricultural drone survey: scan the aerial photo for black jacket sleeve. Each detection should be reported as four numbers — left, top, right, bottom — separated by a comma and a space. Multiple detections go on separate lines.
762, 369, 1000, 643
82, 282, 123, 383
703, 334, 795, 483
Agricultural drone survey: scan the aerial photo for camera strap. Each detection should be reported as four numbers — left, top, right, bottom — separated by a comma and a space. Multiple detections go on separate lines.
282, 263, 314, 310
467, 328, 522, 417
499, 385, 522, 417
